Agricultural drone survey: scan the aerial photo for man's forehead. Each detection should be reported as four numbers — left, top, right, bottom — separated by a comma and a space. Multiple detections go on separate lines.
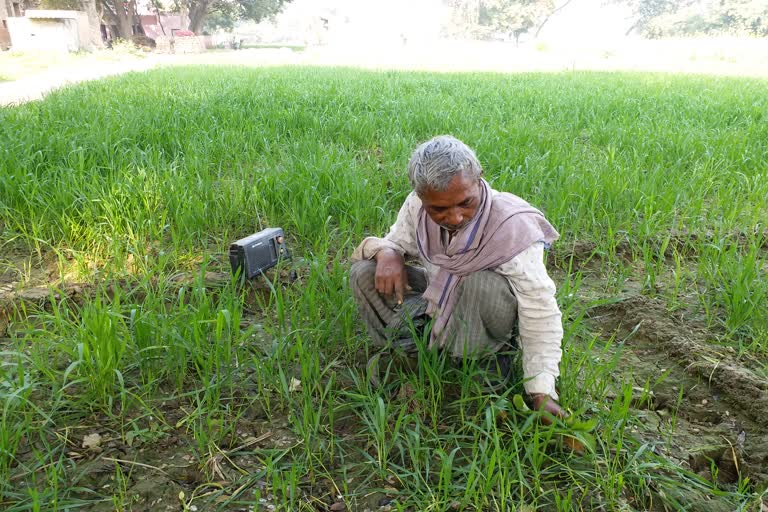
419, 176, 480, 206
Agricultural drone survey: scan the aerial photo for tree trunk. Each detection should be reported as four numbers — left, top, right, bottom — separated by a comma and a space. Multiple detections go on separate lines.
625, 19, 640, 36
116, 9, 132, 39
102, 0, 135, 39
534, 0, 574, 38
156, 4, 166, 35
83, 0, 105, 48
187, 0, 210, 33
98, 0, 116, 36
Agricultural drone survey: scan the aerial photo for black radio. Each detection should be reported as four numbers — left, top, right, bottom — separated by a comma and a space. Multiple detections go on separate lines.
229, 228, 290, 279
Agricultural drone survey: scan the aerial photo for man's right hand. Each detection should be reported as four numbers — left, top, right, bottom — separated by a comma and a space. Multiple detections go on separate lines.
374, 249, 407, 304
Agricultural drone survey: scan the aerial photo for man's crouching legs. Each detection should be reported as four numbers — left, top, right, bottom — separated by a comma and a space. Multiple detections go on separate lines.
350, 260, 430, 386
349, 260, 429, 350
443, 271, 519, 389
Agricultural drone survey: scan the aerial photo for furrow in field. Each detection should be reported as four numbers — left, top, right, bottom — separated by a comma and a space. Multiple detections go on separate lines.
588, 294, 768, 484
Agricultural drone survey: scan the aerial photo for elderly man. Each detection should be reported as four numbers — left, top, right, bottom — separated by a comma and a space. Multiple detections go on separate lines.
349, 135, 565, 419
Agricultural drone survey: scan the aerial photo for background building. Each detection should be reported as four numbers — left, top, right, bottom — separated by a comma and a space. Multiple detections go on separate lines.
7, 9, 94, 52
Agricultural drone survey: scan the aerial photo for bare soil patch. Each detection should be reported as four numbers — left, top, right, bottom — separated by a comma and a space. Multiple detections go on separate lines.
588, 295, 768, 486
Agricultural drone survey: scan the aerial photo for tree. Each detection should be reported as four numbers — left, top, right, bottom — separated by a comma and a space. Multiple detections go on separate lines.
45, 0, 290, 39
98, 0, 138, 39
688, 0, 768, 36
40, 0, 81, 8
611, 0, 768, 37
179, 0, 292, 35
200, 7, 237, 32
478, 0, 555, 44
612, 0, 685, 36
442, 0, 481, 38
533, 0, 573, 37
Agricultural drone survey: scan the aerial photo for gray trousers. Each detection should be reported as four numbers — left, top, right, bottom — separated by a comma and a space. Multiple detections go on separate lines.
349, 260, 518, 358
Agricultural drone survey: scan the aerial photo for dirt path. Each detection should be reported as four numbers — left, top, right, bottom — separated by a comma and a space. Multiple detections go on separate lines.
0, 55, 163, 106
0, 49, 308, 106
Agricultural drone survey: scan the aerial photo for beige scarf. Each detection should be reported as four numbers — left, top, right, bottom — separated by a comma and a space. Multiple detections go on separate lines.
416, 179, 559, 347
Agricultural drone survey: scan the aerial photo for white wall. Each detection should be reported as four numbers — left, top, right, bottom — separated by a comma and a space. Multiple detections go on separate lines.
8, 17, 80, 52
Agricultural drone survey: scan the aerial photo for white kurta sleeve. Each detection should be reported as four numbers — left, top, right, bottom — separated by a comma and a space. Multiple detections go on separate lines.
496, 242, 563, 400
351, 192, 421, 261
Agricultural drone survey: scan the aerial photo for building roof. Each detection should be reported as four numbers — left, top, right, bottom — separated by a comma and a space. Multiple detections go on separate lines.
140, 13, 187, 40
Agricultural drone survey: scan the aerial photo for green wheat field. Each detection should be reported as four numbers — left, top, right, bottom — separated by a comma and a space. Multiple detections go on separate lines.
1, 67, 767, 511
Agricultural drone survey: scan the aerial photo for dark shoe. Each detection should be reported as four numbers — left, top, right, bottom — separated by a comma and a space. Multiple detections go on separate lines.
386, 294, 430, 343
479, 352, 516, 393
366, 348, 419, 388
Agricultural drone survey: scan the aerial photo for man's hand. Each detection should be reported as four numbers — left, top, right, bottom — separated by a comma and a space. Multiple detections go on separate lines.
530, 393, 566, 425
374, 249, 407, 304
531, 394, 589, 454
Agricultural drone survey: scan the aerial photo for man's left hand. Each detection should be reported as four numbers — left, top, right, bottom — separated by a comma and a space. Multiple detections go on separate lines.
530, 393, 566, 425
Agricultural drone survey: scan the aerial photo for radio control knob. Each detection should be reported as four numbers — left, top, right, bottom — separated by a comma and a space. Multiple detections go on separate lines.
277, 236, 284, 244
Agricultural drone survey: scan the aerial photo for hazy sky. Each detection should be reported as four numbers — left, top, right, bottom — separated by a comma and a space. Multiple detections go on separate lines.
539, 0, 633, 42
262, 0, 633, 44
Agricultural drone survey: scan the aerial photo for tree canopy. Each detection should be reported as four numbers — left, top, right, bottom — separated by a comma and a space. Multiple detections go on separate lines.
614, 0, 768, 37
445, 0, 767, 40
477, 0, 555, 43
444, 0, 562, 43
41, 0, 291, 39
180, 0, 292, 35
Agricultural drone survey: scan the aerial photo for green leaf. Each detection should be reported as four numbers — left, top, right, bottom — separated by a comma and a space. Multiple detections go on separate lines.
568, 418, 598, 432
512, 394, 530, 412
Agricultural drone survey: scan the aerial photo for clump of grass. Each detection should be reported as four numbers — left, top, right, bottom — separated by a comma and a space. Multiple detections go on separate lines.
698, 234, 768, 354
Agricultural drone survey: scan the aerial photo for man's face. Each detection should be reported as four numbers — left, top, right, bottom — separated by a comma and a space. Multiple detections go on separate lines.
418, 173, 481, 232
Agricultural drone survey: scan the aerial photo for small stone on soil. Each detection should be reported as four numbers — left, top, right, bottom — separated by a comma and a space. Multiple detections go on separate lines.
82, 433, 103, 451
17, 287, 53, 300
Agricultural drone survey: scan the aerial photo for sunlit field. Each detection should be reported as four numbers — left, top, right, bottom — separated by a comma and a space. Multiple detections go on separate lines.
1, 67, 767, 510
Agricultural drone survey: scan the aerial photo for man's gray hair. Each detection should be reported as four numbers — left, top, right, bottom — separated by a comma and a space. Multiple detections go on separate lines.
407, 135, 483, 194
